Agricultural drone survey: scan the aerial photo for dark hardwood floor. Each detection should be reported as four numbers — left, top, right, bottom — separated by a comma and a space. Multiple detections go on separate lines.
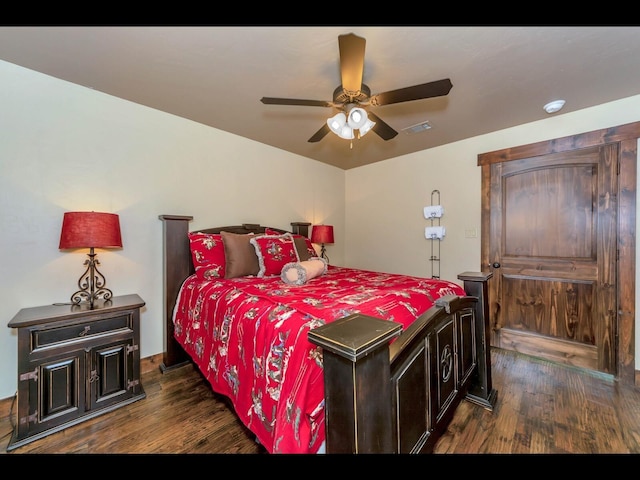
2, 347, 640, 455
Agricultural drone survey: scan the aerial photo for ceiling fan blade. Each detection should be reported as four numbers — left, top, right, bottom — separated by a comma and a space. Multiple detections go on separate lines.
261, 97, 332, 107
338, 33, 366, 94
308, 124, 331, 143
367, 112, 398, 140
370, 78, 453, 106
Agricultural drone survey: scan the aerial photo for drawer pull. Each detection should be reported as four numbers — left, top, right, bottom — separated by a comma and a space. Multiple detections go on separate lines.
79, 325, 91, 337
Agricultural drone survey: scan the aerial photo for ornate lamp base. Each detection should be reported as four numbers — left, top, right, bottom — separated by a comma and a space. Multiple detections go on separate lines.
70, 248, 114, 309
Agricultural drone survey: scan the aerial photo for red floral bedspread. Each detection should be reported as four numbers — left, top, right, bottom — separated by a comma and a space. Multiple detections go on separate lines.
172, 265, 466, 454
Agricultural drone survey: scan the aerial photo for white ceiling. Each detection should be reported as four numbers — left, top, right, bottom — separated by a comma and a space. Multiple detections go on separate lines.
1, 26, 640, 170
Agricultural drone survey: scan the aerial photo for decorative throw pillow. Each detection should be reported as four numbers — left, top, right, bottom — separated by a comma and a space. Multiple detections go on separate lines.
188, 232, 226, 281
281, 257, 328, 285
293, 234, 317, 261
264, 228, 316, 261
221, 231, 259, 278
250, 234, 300, 277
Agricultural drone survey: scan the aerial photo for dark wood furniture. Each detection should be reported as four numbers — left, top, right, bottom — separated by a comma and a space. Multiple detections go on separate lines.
159, 215, 497, 453
6, 294, 146, 451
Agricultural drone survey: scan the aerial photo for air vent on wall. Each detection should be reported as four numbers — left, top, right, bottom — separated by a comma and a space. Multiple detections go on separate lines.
402, 121, 432, 135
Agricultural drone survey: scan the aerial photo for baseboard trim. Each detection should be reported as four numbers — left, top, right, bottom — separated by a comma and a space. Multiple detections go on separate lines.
0, 395, 13, 412
140, 352, 165, 374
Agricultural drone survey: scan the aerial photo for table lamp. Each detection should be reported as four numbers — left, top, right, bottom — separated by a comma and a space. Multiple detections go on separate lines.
59, 211, 122, 309
311, 224, 334, 263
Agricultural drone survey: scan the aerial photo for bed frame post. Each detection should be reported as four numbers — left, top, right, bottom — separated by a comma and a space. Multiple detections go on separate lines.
159, 214, 193, 372
458, 271, 497, 410
290, 221, 311, 237
308, 314, 403, 453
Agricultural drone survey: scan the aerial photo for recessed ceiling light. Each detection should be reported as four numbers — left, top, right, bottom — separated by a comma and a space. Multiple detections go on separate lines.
543, 100, 566, 114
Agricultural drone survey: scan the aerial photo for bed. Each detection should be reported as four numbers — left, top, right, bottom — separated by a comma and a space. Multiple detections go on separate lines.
159, 215, 497, 453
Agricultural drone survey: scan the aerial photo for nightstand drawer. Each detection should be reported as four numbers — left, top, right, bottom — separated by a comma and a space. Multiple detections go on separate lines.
32, 314, 132, 349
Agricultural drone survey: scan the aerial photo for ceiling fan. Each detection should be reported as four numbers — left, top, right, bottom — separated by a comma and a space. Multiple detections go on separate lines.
260, 33, 453, 143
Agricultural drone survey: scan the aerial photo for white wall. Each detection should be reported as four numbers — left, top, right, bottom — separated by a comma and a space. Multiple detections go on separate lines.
345, 94, 640, 372
2, 59, 640, 401
0, 61, 345, 400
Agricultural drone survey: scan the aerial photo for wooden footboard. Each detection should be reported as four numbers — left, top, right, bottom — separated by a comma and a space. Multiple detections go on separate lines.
308, 274, 497, 453
159, 214, 496, 453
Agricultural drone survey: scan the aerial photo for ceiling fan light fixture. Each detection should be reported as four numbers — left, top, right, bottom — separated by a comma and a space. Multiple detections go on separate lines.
337, 125, 355, 140
358, 118, 376, 137
327, 112, 347, 131
328, 112, 355, 139
327, 107, 373, 140
347, 107, 368, 129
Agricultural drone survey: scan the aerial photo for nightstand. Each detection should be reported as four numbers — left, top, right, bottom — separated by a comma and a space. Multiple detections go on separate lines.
6, 294, 146, 451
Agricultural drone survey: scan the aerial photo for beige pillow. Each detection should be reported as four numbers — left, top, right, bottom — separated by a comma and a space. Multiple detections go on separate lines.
281, 257, 327, 285
221, 231, 259, 278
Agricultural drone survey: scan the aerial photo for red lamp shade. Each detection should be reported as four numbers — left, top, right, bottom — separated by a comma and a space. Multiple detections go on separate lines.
311, 225, 334, 245
59, 212, 123, 249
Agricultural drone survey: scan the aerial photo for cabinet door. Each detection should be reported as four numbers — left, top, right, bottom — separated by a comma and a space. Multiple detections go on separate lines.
19, 350, 87, 439
89, 338, 139, 411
